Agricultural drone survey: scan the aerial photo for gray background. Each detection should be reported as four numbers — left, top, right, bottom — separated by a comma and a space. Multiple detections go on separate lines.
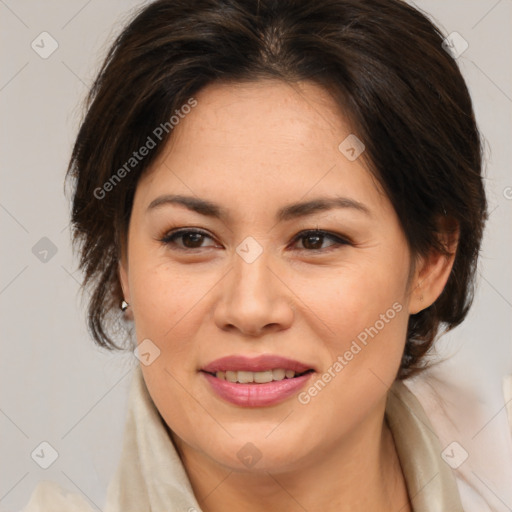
1, 1, 511, 510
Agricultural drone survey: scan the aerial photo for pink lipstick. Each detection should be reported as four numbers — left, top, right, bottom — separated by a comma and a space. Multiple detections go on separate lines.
201, 355, 315, 407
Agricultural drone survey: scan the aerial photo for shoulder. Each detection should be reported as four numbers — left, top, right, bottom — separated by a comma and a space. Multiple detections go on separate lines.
386, 379, 464, 512
21, 481, 95, 512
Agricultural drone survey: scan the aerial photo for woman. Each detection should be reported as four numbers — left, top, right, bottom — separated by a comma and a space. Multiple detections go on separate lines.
23, 0, 489, 510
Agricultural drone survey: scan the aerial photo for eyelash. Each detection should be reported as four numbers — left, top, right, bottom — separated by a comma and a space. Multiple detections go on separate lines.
158, 228, 352, 253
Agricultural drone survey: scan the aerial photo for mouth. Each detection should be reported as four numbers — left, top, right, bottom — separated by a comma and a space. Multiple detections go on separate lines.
200, 355, 316, 407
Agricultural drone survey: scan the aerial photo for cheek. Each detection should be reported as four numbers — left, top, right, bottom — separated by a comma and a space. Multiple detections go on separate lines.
295, 259, 409, 349
129, 259, 212, 438
291, 267, 410, 439
129, 251, 209, 341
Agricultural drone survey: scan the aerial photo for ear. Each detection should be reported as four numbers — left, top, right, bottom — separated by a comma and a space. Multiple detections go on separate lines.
409, 217, 459, 315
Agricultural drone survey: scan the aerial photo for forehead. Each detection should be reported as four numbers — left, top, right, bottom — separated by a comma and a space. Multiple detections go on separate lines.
135, 79, 388, 216
169, 79, 351, 157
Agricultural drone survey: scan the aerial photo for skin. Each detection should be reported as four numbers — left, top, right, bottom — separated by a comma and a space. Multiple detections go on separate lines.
119, 79, 456, 511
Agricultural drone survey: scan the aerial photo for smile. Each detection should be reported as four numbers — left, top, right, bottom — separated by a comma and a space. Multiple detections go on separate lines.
200, 355, 315, 407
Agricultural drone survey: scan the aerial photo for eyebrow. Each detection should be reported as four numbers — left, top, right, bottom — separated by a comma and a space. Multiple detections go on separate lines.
146, 194, 371, 221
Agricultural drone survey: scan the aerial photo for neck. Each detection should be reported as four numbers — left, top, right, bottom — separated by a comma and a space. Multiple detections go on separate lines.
172, 402, 411, 512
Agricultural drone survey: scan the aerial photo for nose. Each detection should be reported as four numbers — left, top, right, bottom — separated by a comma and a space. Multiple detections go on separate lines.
213, 250, 294, 337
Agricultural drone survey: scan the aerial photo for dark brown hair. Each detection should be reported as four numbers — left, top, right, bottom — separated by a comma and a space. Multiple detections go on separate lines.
66, 0, 487, 378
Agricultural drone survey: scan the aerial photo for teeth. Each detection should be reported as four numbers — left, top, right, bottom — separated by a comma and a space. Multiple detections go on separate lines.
254, 370, 273, 383
215, 369, 300, 383
272, 368, 286, 380
225, 371, 237, 383
237, 371, 254, 383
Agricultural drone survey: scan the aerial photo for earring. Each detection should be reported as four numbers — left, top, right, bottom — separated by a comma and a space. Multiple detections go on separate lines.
121, 300, 129, 312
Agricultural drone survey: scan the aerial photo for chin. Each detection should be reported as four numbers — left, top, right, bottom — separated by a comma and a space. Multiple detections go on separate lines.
184, 420, 317, 474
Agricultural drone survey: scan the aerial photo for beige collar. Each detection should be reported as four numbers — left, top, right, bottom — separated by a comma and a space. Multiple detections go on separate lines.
385, 380, 464, 511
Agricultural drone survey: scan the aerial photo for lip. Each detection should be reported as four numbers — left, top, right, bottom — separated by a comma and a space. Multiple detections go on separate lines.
200, 354, 315, 407
201, 354, 314, 374
202, 371, 314, 407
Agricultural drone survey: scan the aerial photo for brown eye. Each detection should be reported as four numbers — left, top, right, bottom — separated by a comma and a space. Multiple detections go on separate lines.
180, 232, 206, 248
160, 229, 217, 250
301, 233, 324, 250
292, 230, 351, 251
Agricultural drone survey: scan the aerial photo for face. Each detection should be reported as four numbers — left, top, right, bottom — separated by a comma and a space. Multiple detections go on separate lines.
119, 79, 418, 473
